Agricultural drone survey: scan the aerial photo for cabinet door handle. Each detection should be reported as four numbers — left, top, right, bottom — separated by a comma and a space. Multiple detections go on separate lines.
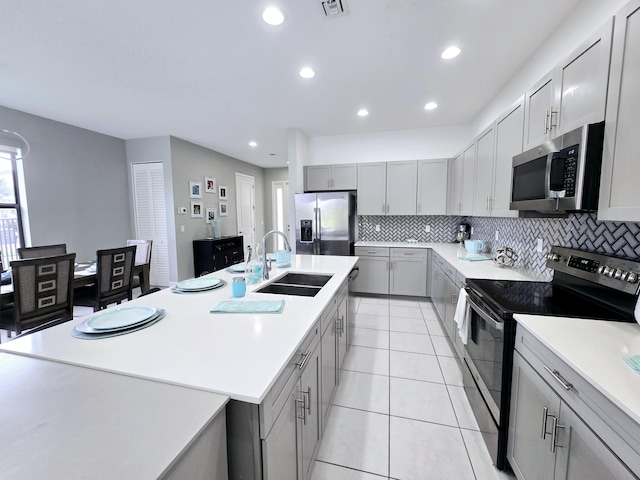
295, 350, 311, 370
544, 365, 573, 391
305, 386, 312, 416
544, 108, 550, 133
551, 417, 565, 453
541, 406, 551, 440
296, 398, 306, 424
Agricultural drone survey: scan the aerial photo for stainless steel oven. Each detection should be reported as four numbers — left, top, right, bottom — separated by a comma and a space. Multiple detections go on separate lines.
462, 288, 514, 471
463, 246, 640, 471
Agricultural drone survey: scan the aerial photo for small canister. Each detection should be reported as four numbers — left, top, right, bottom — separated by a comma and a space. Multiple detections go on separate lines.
232, 276, 246, 297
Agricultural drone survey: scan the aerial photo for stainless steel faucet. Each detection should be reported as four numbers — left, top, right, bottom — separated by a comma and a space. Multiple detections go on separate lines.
261, 230, 292, 280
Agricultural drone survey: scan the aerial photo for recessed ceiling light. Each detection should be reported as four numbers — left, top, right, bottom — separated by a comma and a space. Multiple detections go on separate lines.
424, 102, 438, 110
441, 46, 461, 60
357, 109, 369, 117
249, 141, 257, 147
299, 67, 315, 79
262, 6, 285, 26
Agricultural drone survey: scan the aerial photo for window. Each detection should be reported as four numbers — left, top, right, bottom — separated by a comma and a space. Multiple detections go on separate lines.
0, 146, 25, 264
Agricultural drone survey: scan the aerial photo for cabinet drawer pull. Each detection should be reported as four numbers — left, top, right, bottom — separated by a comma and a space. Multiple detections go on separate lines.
544, 365, 573, 391
295, 350, 311, 370
366, 250, 378, 254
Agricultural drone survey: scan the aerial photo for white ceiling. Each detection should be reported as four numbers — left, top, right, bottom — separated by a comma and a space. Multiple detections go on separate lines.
0, 0, 583, 168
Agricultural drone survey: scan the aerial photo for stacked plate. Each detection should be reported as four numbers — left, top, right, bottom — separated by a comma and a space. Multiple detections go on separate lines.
72, 306, 165, 340
171, 277, 226, 294
226, 263, 246, 273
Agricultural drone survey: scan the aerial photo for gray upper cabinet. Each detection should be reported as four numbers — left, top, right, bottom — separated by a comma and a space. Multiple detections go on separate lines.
417, 159, 448, 215
459, 144, 476, 216
599, 0, 640, 222
492, 97, 524, 218
305, 164, 357, 191
357, 162, 387, 215
386, 161, 417, 215
523, 18, 613, 151
523, 73, 555, 150
472, 126, 495, 217
447, 152, 463, 215
357, 161, 417, 215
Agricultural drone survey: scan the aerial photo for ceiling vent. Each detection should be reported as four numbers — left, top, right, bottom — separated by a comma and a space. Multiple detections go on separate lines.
318, 0, 348, 18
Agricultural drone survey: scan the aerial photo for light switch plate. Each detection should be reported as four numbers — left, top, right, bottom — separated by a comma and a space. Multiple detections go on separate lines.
536, 238, 543, 253
375, 224, 381, 232
177, 207, 187, 214
425, 225, 431, 233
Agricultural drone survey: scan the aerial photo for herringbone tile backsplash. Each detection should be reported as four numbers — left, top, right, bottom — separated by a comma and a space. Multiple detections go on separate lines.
359, 213, 640, 275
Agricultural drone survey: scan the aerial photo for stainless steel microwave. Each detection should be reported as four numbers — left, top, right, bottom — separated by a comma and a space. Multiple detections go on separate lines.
510, 122, 605, 212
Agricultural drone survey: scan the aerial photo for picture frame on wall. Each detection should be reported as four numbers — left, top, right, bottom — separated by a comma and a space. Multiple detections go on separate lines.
218, 185, 228, 200
189, 181, 202, 198
205, 177, 216, 194
219, 201, 228, 217
206, 208, 217, 223
191, 201, 203, 218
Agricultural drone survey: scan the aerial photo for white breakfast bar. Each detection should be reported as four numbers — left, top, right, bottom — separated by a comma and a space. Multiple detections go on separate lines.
0, 254, 358, 480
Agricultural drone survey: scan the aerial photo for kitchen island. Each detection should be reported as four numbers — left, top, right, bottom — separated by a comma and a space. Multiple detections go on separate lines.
1, 254, 358, 480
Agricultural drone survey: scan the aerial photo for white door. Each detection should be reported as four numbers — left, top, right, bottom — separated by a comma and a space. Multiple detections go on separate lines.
235, 173, 255, 255
271, 180, 290, 251
132, 162, 170, 286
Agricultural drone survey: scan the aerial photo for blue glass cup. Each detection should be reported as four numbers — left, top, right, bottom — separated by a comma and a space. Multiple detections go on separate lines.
232, 277, 246, 297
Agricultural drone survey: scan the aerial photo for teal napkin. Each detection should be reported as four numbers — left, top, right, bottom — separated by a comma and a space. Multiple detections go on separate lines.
210, 300, 285, 314
623, 355, 640, 374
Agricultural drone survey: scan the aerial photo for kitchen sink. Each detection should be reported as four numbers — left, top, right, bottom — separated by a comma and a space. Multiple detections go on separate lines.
273, 273, 332, 287
255, 272, 333, 297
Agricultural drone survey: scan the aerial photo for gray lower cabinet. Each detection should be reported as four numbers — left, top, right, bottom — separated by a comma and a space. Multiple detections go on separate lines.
389, 248, 429, 297
430, 253, 465, 359
508, 350, 637, 480
320, 296, 338, 432
336, 290, 348, 373
262, 341, 321, 480
352, 247, 389, 294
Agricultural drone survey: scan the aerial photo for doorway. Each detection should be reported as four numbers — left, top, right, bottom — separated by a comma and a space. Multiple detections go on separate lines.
235, 173, 256, 255
271, 180, 290, 251
131, 162, 170, 286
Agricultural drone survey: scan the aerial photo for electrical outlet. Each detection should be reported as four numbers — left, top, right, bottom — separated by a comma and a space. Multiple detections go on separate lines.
425, 225, 431, 233
177, 207, 187, 214
470, 226, 474, 235
375, 224, 381, 232
536, 238, 543, 253
495, 231, 499, 241
180, 225, 185, 233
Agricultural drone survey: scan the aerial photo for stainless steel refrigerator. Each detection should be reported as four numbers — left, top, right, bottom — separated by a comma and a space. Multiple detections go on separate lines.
295, 192, 356, 255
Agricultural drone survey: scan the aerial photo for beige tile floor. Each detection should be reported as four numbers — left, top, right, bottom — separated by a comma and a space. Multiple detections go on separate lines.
311, 294, 515, 480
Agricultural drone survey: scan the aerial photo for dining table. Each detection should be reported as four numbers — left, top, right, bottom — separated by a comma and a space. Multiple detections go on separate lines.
0, 261, 151, 305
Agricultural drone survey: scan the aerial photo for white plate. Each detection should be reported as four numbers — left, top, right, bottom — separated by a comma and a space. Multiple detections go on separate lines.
177, 277, 221, 291
85, 306, 157, 330
227, 263, 247, 273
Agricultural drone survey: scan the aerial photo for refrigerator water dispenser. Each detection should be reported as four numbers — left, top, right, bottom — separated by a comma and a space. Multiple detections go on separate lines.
300, 220, 313, 243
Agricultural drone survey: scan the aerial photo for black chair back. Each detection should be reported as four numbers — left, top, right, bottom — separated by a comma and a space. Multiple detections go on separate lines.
17, 244, 67, 259
6, 253, 76, 335
95, 246, 136, 310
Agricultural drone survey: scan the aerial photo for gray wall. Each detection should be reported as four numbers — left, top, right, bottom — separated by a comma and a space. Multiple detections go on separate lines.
263, 167, 289, 242
0, 105, 131, 261
169, 137, 266, 280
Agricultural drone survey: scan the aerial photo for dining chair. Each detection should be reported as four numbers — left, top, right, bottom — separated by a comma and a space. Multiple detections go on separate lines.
127, 239, 153, 293
17, 244, 67, 259
0, 253, 76, 337
74, 246, 136, 311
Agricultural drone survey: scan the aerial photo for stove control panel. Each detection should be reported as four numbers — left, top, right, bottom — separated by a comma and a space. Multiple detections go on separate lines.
547, 246, 640, 294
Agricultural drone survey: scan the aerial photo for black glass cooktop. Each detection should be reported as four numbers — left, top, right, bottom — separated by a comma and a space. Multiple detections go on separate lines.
466, 278, 632, 321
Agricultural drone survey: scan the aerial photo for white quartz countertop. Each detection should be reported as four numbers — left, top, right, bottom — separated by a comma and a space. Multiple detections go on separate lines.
0, 254, 357, 404
356, 241, 536, 281
514, 314, 640, 425
0, 352, 228, 480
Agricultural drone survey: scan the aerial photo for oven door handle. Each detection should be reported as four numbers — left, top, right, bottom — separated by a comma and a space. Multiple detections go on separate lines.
466, 294, 505, 331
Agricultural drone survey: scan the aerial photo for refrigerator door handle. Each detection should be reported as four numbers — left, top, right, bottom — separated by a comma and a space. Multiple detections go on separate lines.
317, 207, 322, 253
313, 207, 319, 254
